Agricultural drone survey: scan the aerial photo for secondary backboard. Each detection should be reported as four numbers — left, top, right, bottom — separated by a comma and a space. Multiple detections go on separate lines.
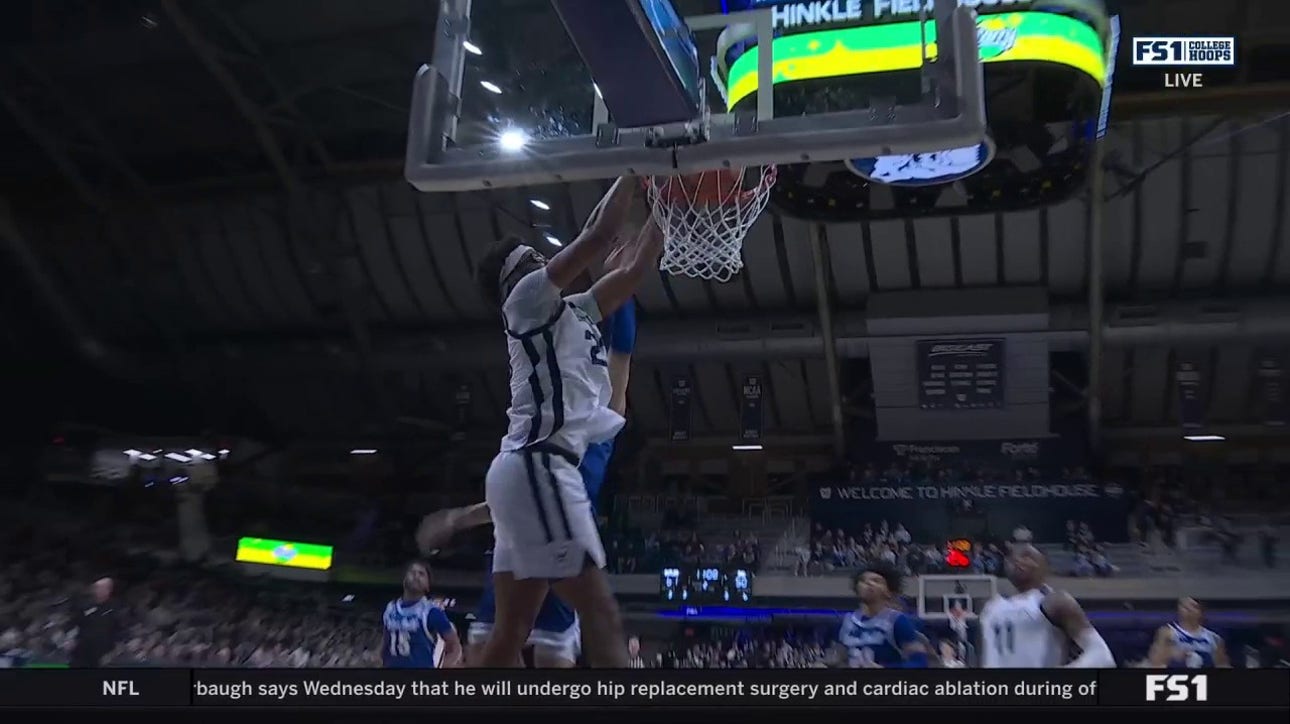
405, 0, 987, 192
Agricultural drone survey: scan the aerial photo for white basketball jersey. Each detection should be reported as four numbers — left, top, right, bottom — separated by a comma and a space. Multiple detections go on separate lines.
500, 269, 624, 457
979, 587, 1069, 668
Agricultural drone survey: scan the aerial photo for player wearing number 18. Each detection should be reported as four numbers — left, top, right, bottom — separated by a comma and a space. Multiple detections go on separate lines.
382, 560, 462, 668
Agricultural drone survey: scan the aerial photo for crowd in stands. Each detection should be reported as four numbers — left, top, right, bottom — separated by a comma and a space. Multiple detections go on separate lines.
0, 519, 380, 668
652, 632, 829, 669
602, 500, 762, 574
1066, 520, 1118, 577
799, 520, 1016, 579
606, 528, 762, 574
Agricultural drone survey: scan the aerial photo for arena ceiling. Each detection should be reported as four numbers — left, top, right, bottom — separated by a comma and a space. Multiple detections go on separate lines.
2, 0, 1290, 447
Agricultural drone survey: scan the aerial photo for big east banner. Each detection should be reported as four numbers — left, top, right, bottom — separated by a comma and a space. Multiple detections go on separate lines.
812, 481, 1130, 542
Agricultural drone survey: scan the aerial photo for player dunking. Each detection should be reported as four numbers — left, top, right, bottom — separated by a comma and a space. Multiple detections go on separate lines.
828, 562, 931, 668
381, 560, 462, 668
470, 177, 660, 667
979, 543, 1115, 668
1147, 597, 1231, 668
416, 272, 640, 668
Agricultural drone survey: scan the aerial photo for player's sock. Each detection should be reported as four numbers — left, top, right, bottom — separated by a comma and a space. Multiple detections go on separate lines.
606, 298, 636, 354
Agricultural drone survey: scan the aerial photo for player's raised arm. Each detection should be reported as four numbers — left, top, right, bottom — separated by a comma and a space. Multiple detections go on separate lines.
544, 177, 640, 290
1146, 625, 1174, 668
599, 245, 640, 416
1042, 590, 1116, 668
415, 502, 491, 554
584, 218, 664, 320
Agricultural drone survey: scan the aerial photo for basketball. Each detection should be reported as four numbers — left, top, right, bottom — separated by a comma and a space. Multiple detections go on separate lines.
653, 168, 748, 206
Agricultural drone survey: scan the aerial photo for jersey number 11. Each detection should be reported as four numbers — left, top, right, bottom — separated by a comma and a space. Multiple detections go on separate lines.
992, 622, 1015, 656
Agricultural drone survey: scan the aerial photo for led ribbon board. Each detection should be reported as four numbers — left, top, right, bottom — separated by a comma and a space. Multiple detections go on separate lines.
725, 11, 1106, 110
236, 537, 334, 571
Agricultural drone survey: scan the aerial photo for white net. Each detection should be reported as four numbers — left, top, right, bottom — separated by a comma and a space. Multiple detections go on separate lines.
644, 165, 777, 282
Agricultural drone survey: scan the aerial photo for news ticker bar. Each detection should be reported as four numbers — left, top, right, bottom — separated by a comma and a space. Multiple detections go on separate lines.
0, 669, 1286, 708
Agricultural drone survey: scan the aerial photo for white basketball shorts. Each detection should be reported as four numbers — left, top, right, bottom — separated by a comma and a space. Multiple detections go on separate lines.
485, 448, 606, 580
467, 618, 582, 664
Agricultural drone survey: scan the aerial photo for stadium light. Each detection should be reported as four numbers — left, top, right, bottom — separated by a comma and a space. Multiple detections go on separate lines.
350, 448, 379, 455
731, 444, 763, 451
164, 452, 191, 463
498, 130, 528, 152
545, 234, 562, 247
463, 40, 482, 55
480, 80, 503, 94
138, 453, 157, 461
530, 199, 551, 211
1183, 434, 1226, 442
185, 449, 204, 457
124, 449, 143, 457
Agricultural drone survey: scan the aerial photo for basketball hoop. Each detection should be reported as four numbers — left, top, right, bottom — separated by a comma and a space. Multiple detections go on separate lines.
644, 165, 776, 282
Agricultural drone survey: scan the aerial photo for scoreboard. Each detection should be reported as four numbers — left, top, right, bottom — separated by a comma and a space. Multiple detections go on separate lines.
661, 566, 753, 605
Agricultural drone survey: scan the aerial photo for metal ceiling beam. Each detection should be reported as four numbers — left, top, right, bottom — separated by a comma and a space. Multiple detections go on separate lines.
191, 297, 1290, 374
199, 0, 335, 171
807, 224, 845, 459
0, 198, 118, 372
1112, 82, 1290, 118
162, 0, 395, 425
1087, 128, 1108, 453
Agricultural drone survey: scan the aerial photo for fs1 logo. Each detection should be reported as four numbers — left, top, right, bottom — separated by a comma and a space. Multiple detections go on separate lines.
1145, 674, 1209, 702
1133, 37, 1235, 66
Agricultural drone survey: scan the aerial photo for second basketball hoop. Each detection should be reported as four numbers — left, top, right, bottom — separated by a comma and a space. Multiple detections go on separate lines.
644, 165, 776, 283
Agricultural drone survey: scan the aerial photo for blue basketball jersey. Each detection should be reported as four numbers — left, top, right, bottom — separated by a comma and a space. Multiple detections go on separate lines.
1167, 622, 1222, 669
382, 597, 454, 668
837, 607, 919, 668
580, 439, 614, 511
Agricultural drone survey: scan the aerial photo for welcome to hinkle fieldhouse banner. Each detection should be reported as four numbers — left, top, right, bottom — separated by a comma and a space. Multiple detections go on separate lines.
811, 480, 1131, 543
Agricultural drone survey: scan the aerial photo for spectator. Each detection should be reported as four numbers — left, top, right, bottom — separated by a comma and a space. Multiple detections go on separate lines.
627, 636, 646, 668
70, 578, 119, 669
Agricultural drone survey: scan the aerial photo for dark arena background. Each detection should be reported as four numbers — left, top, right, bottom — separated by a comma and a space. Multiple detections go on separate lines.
1, 0, 1289, 717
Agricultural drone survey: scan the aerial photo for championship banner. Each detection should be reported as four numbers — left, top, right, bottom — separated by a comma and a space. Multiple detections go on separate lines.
740, 374, 764, 442
917, 339, 1005, 410
0, 668, 1285, 708
1174, 356, 1207, 430
452, 383, 472, 441
812, 480, 1129, 543
669, 375, 693, 442
1256, 353, 1287, 427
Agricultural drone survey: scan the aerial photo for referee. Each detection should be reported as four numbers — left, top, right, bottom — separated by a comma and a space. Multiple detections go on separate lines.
70, 578, 119, 668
